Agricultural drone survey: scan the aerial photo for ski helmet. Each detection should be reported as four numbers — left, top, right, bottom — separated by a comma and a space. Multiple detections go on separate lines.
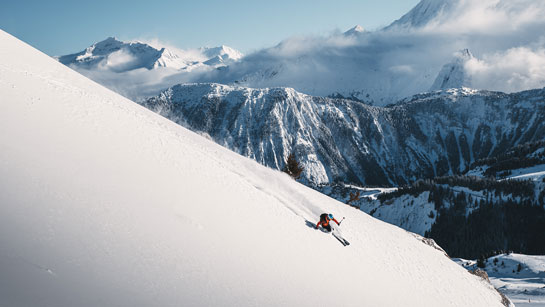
328, 214, 333, 219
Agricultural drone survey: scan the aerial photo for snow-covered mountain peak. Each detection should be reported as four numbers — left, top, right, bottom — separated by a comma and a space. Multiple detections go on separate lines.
386, 0, 459, 30
457, 48, 473, 59
57, 37, 243, 72
430, 48, 474, 91
87, 36, 124, 54
57, 37, 183, 71
344, 25, 366, 35
201, 45, 244, 66
202, 45, 243, 60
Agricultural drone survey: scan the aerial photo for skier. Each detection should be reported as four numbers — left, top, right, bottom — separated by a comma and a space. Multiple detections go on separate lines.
315, 213, 341, 232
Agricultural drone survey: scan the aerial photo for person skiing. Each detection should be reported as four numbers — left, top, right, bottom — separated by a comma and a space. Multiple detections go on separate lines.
315, 213, 340, 232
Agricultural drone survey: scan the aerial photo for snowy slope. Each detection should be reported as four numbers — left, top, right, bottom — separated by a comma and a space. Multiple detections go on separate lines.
386, 0, 458, 30
507, 165, 545, 181
455, 254, 545, 306
468, 164, 545, 182
0, 30, 509, 307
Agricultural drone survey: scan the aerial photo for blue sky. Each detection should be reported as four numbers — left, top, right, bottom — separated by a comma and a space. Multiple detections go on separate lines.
0, 0, 419, 56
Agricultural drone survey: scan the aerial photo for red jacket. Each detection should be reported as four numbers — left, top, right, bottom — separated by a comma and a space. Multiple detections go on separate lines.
316, 216, 340, 229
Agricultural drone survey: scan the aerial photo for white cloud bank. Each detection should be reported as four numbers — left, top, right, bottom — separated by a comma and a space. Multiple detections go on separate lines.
62, 0, 545, 104
187, 0, 545, 104
466, 46, 545, 93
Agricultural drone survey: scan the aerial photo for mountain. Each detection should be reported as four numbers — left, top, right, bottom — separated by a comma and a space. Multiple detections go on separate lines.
386, 0, 545, 32
344, 25, 366, 36
430, 49, 473, 91
143, 83, 545, 187
0, 29, 511, 307
54, 37, 244, 100
57, 37, 186, 71
201, 0, 545, 105
201, 45, 244, 65
57, 37, 243, 72
55, 0, 545, 105
386, 0, 458, 30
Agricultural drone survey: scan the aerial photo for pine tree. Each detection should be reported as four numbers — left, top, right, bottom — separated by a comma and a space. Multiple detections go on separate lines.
283, 153, 304, 180
477, 255, 486, 268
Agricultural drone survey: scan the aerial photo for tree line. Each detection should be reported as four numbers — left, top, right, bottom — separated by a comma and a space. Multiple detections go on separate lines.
376, 174, 544, 259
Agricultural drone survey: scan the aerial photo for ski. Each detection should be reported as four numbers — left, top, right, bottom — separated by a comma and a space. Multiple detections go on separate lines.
332, 232, 350, 246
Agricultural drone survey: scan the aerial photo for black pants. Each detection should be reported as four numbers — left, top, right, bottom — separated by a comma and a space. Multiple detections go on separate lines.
323, 224, 332, 232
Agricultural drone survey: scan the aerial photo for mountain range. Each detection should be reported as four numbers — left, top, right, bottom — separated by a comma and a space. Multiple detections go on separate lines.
55, 0, 545, 104
58, 36, 243, 71
143, 83, 545, 187
56, 37, 243, 99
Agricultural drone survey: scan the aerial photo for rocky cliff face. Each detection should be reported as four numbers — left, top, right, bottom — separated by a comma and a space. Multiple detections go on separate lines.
144, 83, 545, 187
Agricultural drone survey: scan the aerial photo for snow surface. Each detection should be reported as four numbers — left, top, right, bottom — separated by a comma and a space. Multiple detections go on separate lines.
507, 164, 545, 181
345, 185, 398, 201
467, 163, 545, 182
354, 189, 437, 237
386, 0, 457, 30
455, 254, 545, 306
0, 30, 509, 307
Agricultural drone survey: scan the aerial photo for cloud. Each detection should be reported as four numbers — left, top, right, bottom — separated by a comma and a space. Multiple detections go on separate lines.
466, 45, 545, 93
66, 0, 545, 104
100, 49, 138, 72
418, 0, 545, 35
75, 65, 216, 101
195, 0, 545, 104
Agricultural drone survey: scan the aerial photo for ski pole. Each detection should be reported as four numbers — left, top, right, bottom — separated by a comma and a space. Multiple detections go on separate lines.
339, 217, 345, 225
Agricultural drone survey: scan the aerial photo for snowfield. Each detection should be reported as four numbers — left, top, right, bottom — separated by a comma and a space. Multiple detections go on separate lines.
455, 254, 545, 307
507, 164, 545, 182
0, 30, 509, 306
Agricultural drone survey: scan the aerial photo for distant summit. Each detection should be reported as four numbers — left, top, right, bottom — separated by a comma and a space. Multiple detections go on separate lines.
430, 49, 473, 91
202, 45, 243, 66
386, 0, 458, 30
344, 25, 366, 36
56, 37, 243, 72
